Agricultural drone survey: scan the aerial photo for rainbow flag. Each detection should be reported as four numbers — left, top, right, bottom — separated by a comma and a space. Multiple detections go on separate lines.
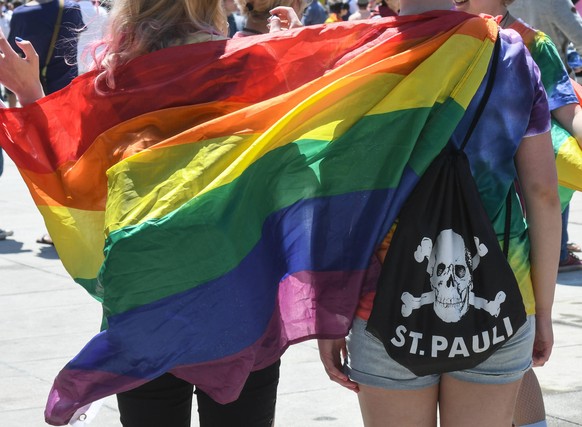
554, 80, 582, 206
511, 20, 582, 208
0, 12, 497, 425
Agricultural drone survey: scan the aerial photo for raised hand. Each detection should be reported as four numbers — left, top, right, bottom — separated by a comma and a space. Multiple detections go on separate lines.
0, 29, 44, 106
268, 6, 304, 32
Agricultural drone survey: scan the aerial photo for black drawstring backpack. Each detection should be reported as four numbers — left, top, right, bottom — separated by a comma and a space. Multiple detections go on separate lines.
365, 36, 527, 377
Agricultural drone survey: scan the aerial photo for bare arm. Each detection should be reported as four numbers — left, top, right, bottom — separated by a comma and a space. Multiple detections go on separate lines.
552, 102, 582, 149
0, 30, 44, 106
515, 130, 561, 366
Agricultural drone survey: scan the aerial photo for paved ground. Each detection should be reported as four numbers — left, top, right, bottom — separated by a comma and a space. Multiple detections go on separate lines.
0, 154, 581, 427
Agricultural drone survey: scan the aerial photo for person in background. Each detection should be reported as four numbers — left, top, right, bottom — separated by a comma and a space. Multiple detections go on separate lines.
233, 0, 305, 36
341, 1, 351, 20
325, 0, 348, 22
0, 144, 13, 241
510, 0, 582, 76
5, 1, 23, 18
0, 2, 10, 40
224, 0, 244, 37
509, 0, 582, 273
371, 0, 396, 17
346, 0, 358, 16
1, 0, 15, 238
557, 207, 582, 271
386, 0, 399, 14
8, 0, 83, 94
349, 0, 371, 21
302, 0, 327, 25
0, 1, 11, 105
75, 0, 108, 74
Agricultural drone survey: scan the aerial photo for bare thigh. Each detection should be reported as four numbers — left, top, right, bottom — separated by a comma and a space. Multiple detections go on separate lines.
439, 374, 522, 427
357, 383, 439, 427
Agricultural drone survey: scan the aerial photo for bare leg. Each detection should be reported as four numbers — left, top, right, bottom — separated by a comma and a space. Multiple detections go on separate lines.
513, 369, 546, 426
357, 383, 438, 427
439, 374, 522, 427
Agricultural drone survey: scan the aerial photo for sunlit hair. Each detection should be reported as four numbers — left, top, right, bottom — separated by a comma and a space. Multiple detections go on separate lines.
235, 0, 305, 19
94, 0, 227, 89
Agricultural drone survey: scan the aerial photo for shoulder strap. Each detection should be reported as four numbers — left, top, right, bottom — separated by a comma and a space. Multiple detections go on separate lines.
456, 33, 513, 257
459, 34, 501, 152
41, 0, 65, 86
503, 189, 512, 257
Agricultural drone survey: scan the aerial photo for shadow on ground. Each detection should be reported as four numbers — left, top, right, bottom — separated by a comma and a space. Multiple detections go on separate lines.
558, 269, 582, 287
0, 239, 30, 254
37, 245, 59, 260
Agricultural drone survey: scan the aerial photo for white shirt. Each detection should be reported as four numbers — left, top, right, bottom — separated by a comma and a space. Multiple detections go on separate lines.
0, 12, 11, 37
76, 0, 108, 74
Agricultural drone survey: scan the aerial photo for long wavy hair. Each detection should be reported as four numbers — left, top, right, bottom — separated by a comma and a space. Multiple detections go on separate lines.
94, 0, 227, 89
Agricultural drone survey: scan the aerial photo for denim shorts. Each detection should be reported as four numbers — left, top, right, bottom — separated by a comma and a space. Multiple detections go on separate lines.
345, 315, 535, 390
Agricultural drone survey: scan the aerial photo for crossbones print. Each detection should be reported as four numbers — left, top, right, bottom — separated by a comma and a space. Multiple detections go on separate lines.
401, 229, 507, 323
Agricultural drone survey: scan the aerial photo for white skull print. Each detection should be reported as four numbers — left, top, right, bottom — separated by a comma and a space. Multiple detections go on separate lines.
427, 229, 473, 323
403, 230, 506, 321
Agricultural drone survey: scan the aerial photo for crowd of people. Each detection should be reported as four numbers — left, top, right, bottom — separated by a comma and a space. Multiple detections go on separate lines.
0, 0, 581, 427
222, 0, 399, 28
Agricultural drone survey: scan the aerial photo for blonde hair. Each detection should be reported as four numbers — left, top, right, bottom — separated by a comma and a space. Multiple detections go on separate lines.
94, 0, 227, 89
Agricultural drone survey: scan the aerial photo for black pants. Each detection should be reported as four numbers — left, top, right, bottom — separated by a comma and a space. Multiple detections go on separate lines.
117, 360, 281, 427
